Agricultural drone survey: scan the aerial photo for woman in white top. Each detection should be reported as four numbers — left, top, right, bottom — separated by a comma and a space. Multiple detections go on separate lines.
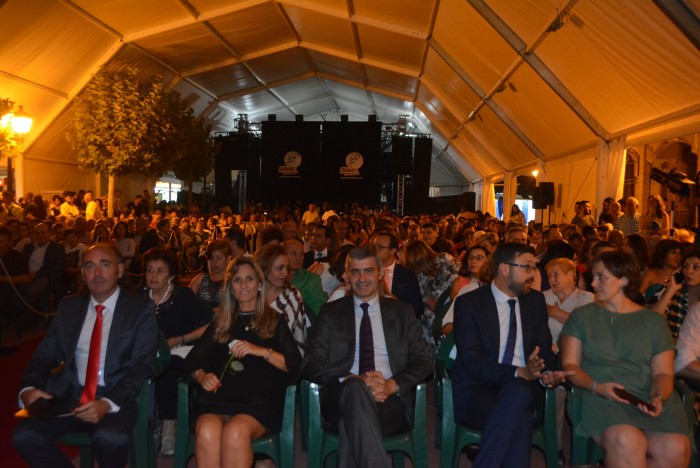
544, 258, 595, 349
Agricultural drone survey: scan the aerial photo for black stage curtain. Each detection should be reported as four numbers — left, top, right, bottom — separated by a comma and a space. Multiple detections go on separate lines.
215, 134, 261, 207
392, 136, 413, 175
260, 121, 322, 205
406, 137, 432, 215
320, 122, 382, 205
426, 192, 476, 215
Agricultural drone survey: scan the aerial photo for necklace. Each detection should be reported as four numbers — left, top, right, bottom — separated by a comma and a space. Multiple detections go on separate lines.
149, 281, 173, 307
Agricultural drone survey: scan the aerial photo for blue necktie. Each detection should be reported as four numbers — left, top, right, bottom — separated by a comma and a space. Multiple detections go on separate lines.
359, 303, 374, 374
502, 299, 517, 365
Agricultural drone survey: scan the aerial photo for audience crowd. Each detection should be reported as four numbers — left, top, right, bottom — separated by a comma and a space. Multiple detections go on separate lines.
4, 187, 700, 467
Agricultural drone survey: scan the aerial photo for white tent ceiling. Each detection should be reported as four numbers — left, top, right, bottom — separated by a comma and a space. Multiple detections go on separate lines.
2, 0, 700, 194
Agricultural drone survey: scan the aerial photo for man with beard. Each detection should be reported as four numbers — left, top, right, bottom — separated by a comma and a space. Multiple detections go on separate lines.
450, 242, 571, 467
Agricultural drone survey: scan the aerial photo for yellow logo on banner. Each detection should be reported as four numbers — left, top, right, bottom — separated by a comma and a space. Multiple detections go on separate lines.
279, 151, 302, 177
340, 152, 363, 178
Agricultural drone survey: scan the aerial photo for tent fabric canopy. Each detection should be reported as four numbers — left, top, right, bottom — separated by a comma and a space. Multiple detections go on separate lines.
1, 0, 700, 207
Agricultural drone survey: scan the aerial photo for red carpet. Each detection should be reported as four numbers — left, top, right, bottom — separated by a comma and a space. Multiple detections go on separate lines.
0, 335, 79, 468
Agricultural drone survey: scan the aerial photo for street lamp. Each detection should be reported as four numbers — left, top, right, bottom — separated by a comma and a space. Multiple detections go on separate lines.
0, 102, 33, 192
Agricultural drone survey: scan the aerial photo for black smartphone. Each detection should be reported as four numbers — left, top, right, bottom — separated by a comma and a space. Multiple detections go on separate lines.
613, 387, 656, 411
674, 270, 684, 284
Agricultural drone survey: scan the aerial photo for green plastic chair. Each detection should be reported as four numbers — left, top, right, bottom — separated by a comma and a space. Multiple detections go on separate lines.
567, 387, 605, 465
58, 335, 171, 468
675, 378, 699, 467
431, 288, 453, 344
173, 379, 296, 468
304, 379, 428, 468
437, 333, 559, 468
57, 378, 155, 468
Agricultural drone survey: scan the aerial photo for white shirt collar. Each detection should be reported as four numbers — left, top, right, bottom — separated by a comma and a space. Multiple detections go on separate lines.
90, 285, 121, 311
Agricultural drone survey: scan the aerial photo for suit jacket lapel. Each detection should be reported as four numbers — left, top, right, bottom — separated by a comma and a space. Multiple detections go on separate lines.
379, 298, 400, 374
482, 288, 501, 351
66, 296, 91, 371
104, 290, 125, 377
518, 294, 534, 354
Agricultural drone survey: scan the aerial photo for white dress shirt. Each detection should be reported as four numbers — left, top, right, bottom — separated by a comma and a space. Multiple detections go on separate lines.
491, 282, 526, 368
76, 287, 121, 387
676, 302, 700, 373
349, 294, 392, 379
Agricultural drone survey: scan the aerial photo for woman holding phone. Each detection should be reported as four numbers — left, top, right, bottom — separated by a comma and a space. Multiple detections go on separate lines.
560, 250, 689, 467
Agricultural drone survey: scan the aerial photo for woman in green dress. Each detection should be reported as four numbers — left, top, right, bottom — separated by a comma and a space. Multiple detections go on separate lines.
561, 250, 689, 467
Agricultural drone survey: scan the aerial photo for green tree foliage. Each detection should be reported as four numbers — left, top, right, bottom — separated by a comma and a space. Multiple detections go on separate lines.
68, 67, 172, 177
171, 110, 217, 205
68, 66, 216, 214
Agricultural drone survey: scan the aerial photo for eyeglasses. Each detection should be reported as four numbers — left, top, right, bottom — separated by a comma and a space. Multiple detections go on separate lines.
505, 262, 537, 273
468, 255, 485, 261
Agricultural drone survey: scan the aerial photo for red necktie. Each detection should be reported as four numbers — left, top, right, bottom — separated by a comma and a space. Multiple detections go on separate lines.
80, 304, 104, 404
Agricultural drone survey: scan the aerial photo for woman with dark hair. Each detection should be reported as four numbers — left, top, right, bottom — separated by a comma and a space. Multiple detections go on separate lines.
442, 245, 489, 335
50, 194, 63, 217
641, 194, 670, 237
189, 239, 232, 313
112, 221, 136, 268
90, 222, 110, 245
578, 240, 618, 293
254, 243, 308, 355
639, 239, 682, 305
402, 240, 460, 353
622, 233, 649, 272
536, 240, 577, 292
651, 249, 700, 339
509, 204, 525, 225
561, 251, 689, 467
184, 257, 301, 468
325, 244, 355, 302
142, 247, 213, 455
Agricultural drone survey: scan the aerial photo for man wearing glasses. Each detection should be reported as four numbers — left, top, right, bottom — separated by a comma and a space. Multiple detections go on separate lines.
450, 242, 571, 467
370, 230, 423, 319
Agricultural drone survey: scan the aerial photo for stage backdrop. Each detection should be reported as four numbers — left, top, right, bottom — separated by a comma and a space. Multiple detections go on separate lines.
260, 121, 322, 204
320, 122, 382, 204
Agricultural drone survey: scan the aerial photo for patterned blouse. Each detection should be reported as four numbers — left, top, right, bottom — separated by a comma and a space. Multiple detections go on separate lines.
270, 285, 309, 356
198, 273, 223, 308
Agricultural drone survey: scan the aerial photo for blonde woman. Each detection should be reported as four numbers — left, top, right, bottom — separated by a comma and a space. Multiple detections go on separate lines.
184, 257, 301, 468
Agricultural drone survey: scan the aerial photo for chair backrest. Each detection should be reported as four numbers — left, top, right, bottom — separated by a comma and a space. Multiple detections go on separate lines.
432, 288, 453, 342
436, 332, 456, 374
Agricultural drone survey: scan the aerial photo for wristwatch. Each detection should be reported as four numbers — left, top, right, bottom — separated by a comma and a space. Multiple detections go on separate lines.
539, 371, 555, 389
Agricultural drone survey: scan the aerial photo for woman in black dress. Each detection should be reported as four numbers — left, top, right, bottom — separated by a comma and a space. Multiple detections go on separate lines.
185, 256, 301, 468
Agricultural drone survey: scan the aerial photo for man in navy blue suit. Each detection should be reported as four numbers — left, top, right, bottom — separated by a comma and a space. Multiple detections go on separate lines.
370, 230, 424, 319
13, 244, 157, 468
450, 242, 571, 467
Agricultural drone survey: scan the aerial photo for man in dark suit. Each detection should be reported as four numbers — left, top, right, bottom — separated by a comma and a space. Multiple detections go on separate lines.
370, 230, 424, 318
450, 242, 571, 468
13, 244, 157, 468
21, 222, 67, 311
302, 245, 434, 467
127, 217, 160, 283
302, 224, 335, 268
